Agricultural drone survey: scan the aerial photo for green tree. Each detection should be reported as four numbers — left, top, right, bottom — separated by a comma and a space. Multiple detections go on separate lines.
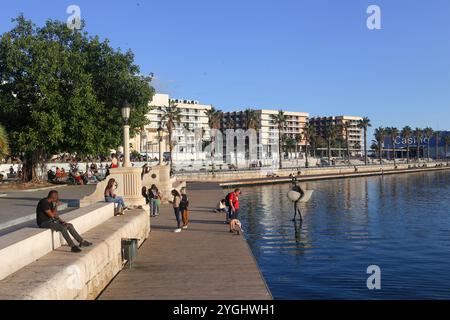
435, 131, 440, 160
401, 126, 412, 164
374, 127, 385, 164
358, 117, 372, 165
342, 122, 351, 164
302, 124, 315, 167
161, 101, 182, 175
414, 128, 422, 161
444, 135, 450, 157
204, 106, 223, 174
423, 127, 434, 161
324, 124, 338, 165
270, 111, 287, 169
0, 124, 9, 159
388, 127, 398, 165
0, 15, 154, 181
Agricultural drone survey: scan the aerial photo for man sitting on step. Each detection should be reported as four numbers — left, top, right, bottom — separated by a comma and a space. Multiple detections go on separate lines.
36, 190, 92, 253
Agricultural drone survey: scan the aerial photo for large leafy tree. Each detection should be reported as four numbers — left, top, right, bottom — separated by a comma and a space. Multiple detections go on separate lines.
0, 124, 9, 159
0, 15, 154, 181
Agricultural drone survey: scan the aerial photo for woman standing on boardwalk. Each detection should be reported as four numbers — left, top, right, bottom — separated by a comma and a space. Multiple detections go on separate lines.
180, 188, 190, 229
171, 189, 182, 233
149, 184, 160, 217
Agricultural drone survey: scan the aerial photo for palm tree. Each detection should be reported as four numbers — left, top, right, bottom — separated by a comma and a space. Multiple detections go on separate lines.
161, 101, 182, 175
243, 109, 260, 161
295, 133, 303, 165
205, 106, 223, 174
0, 124, 9, 160
444, 135, 450, 157
374, 127, 385, 164
435, 131, 440, 160
388, 127, 398, 165
270, 111, 287, 169
401, 126, 412, 164
414, 128, 422, 162
358, 117, 372, 165
324, 124, 338, 165
423, 127, 434, 161
285, 137, 297, 161
302, 124, 315, 168
342, 122, 352, 164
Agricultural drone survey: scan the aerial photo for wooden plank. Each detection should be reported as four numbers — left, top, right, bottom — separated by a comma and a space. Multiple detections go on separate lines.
99, 183, 271, 300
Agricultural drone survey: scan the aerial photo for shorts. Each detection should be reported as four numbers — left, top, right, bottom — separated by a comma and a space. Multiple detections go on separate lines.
230, 208, 239, 220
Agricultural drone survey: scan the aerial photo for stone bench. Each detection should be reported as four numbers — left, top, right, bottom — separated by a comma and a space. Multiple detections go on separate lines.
0, 209, 149, 300
0, 202, 114, 281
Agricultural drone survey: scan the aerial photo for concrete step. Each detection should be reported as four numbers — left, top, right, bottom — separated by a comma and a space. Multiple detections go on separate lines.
0, 202, 70, 232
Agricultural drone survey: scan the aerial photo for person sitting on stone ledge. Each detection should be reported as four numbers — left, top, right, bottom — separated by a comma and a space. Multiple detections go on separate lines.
36, 190, 92, 253
104, 178, 128, 214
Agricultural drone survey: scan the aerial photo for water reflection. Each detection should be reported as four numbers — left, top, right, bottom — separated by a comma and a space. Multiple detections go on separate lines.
239, 171, 450, 299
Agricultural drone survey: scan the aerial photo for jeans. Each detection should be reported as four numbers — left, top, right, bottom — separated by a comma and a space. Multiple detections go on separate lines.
150, 199, 159, 216
39, 220, 83, 248
105, 196, 125, 210
227, 207, 233, 220
173, 207, 181, 229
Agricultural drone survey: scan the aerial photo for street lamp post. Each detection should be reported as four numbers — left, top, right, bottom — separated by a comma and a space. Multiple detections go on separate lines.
121, 101, 131, 168
157, 126, 164, 166
142, 131, 148, 165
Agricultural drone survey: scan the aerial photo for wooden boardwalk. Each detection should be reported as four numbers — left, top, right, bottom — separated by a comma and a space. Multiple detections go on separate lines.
99, 183, 271, 300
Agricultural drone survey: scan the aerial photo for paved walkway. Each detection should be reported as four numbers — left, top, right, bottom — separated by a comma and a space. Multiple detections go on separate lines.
0, 185, 95, 233
99, 183, 271, 300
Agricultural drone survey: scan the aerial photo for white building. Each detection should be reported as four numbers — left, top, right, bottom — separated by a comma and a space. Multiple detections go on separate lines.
132, 93, 212, 161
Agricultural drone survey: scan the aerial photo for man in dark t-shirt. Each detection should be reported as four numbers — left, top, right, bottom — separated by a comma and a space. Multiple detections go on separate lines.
36, 190, 92, 253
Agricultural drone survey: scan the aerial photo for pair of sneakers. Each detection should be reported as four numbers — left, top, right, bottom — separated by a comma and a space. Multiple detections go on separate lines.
71, 240, 93, 253
174, 225, 188, 233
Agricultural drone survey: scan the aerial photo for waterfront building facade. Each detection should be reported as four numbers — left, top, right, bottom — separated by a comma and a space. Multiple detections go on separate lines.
309, 115, 364, 155
222, 109, 310, 160
131, 93, 212, 161
382, 130, 450, 159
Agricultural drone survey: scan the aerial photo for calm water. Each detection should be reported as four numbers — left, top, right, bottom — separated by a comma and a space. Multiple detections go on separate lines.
238, 170, 450, 299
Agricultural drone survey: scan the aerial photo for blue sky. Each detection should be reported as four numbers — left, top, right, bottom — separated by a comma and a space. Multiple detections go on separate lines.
1, 0, 450, 132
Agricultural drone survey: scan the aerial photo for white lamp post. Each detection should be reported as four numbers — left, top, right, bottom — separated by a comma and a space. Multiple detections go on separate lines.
142, 131, 148, 165
157, 126, 164, 166
121, 101, 131, 168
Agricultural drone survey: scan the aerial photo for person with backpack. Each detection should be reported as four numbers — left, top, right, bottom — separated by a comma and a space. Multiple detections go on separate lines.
180, 188, 190, 229
149, 184, 160, 217
228, 188, 242, 234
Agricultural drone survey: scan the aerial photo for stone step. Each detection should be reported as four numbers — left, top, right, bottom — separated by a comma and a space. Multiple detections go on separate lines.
0, 202, 70, 232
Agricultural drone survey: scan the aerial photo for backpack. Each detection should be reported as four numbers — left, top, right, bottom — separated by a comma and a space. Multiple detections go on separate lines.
225, 192, 232, 207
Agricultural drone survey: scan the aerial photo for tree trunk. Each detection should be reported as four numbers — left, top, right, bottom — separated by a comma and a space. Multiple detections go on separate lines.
278, 136, 283, 169
378, 141, 382, 164
305, 143, 309, 168
328, 140, 331, 165
406, 144, 410, 164
22, 151, 40, 182
364, 129, 368, 165
168, 129, 173, 175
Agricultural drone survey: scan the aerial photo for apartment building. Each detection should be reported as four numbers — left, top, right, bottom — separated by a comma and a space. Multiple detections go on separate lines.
132, 93, 211, 160
222, 109, 310, 158
309, 115, 364, 153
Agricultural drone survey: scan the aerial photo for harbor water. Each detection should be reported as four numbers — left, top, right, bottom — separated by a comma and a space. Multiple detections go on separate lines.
239, 170, 450, 299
